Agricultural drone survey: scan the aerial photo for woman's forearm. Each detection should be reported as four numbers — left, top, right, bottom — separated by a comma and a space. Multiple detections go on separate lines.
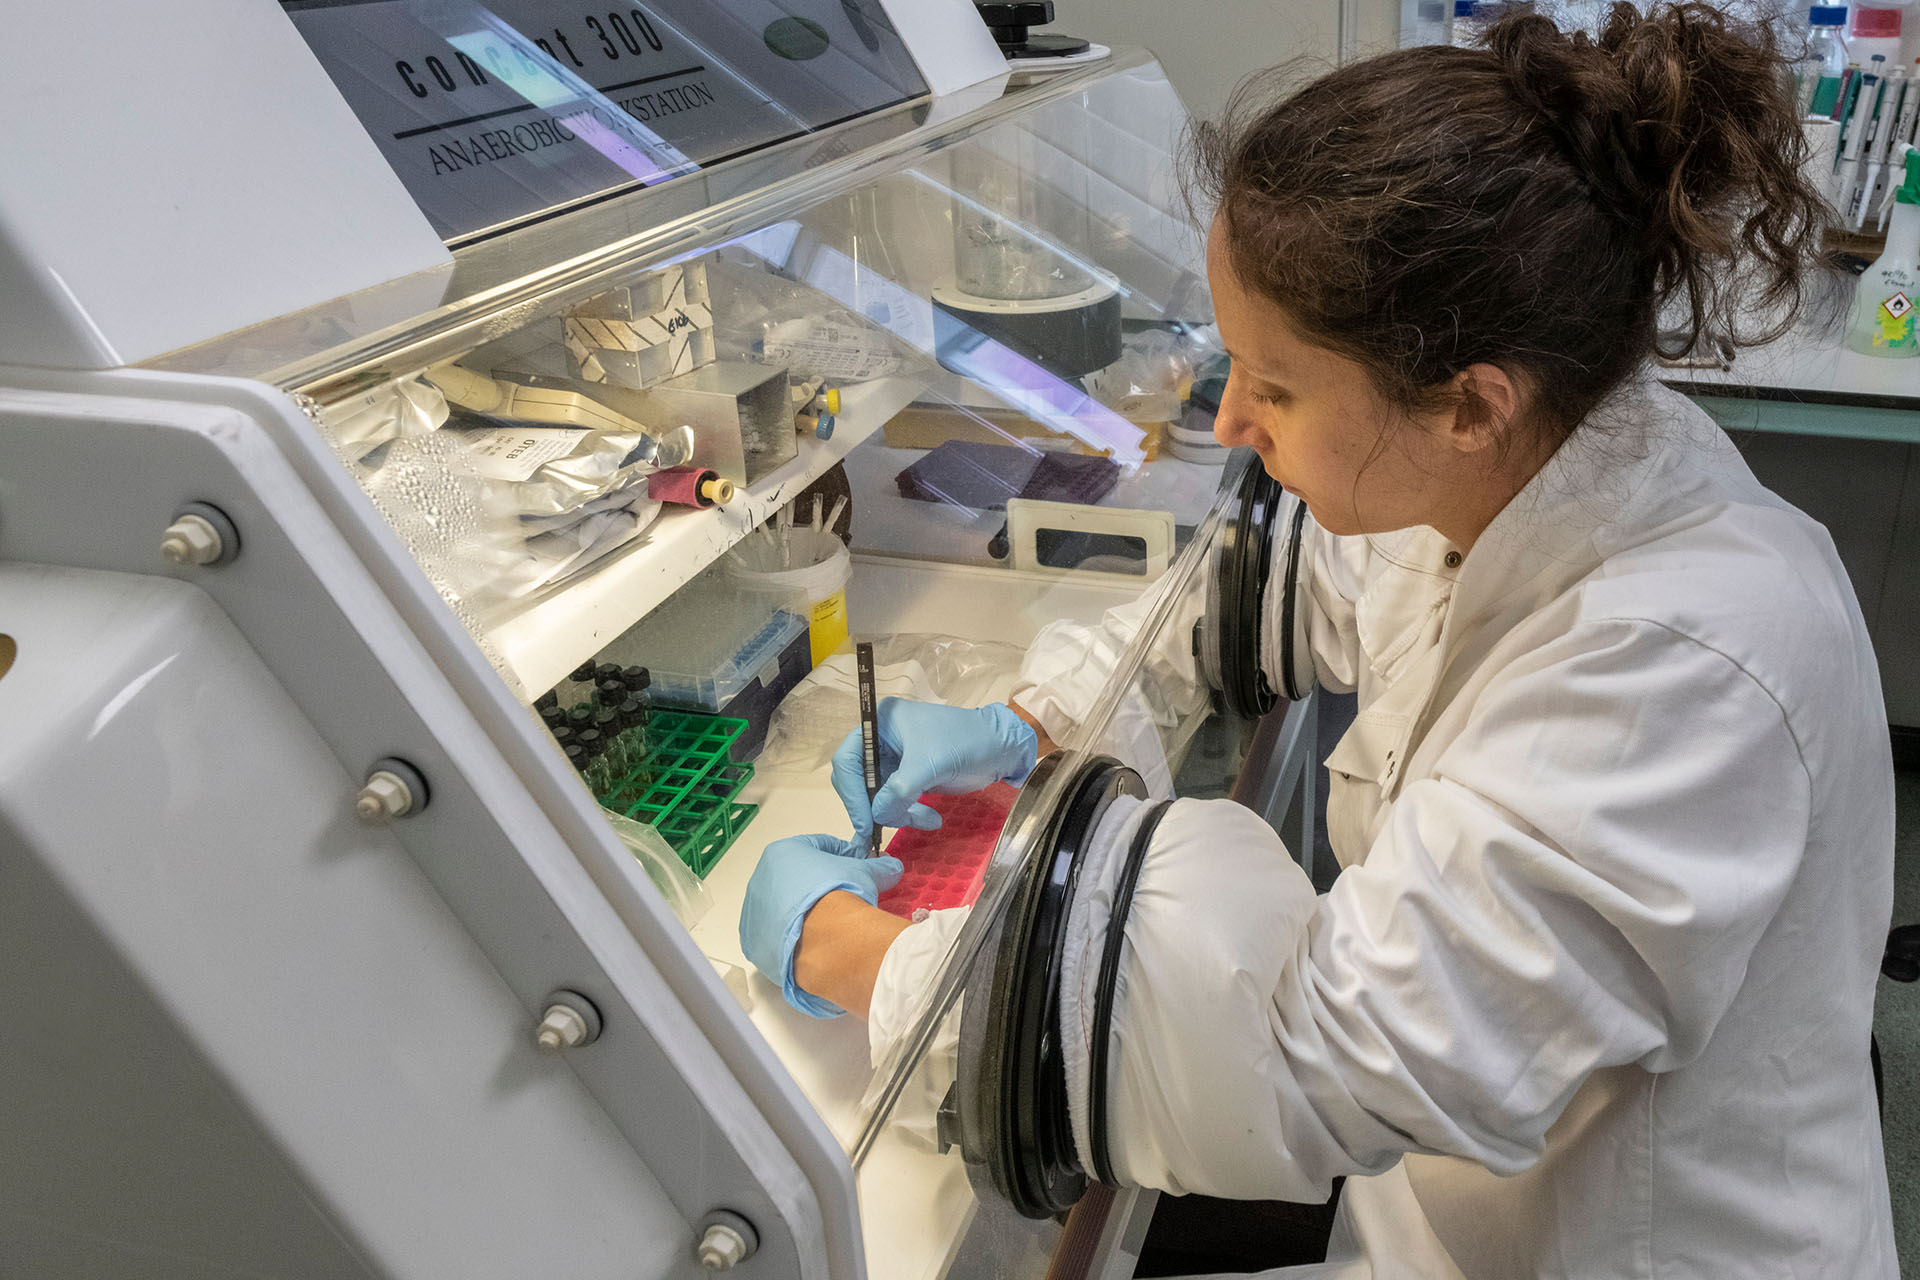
791, 702, 1051, 1019
793, 890, 912, 1018
1007, 702, 1059, 759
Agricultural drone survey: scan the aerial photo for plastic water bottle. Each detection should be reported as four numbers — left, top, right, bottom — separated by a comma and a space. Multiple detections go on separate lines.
1847, 4, 1907, 75
1801, 7, 1852, 117
1845, 145, 1920, 358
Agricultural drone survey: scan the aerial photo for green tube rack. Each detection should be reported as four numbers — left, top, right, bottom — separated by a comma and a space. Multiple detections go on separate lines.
598, 709, 756, 877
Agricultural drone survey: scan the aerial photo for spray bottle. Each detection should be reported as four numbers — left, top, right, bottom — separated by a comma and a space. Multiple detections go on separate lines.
1846, 144, 1920, 357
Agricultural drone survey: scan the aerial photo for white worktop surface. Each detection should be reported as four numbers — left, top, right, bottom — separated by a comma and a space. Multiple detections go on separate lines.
678, 557, 1139, 1280
1662, 317, 1919, 404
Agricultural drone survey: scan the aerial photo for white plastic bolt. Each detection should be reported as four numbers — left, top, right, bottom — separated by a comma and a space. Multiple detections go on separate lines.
535, 1002, 591, 1053
160, 514, 224, 566
354, 770, 414, 825
697, 1222, 752, 1272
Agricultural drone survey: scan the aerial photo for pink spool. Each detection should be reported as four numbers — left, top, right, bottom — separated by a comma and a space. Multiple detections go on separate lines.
649, 466, 732, 508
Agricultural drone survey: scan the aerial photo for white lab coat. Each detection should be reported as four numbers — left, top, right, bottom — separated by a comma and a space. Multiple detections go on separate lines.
872, 376, 1898, 1277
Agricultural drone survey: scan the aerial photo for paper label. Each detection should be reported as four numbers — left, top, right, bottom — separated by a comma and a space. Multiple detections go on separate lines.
284, 1, 928, 240
455, 426, 587, 481
566, 297, 714, 385
761, 318, 904, 379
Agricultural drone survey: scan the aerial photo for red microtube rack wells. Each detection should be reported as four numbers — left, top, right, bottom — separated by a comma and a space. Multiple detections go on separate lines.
875, 783, 1019, 920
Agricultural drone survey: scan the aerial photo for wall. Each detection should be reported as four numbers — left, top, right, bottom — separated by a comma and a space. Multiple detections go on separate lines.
1055, 0, 1402, 122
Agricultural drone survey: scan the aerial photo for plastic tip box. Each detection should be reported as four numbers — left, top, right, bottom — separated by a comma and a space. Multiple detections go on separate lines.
876, 783, 1019, 919
599, 564, 809, 758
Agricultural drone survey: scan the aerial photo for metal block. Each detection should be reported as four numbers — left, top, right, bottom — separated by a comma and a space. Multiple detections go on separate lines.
639, 361, 796, 486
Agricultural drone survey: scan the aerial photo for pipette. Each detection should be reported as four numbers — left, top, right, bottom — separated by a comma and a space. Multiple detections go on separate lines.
1856, 69, 1909, 229
857, 641, 882, 855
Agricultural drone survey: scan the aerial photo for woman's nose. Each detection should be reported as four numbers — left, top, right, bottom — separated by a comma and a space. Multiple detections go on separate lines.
1213, 383, 1264, 451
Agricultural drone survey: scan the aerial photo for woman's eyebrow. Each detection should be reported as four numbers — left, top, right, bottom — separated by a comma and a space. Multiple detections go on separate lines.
1225, 347, 1289, 383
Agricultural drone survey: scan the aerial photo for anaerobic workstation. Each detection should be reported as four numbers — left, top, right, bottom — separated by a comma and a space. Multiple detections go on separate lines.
0, 3, 1319, 1277
7, 3, 1915, 1278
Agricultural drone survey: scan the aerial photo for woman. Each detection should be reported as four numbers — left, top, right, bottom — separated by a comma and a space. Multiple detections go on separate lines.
740, 5, 1900, 1275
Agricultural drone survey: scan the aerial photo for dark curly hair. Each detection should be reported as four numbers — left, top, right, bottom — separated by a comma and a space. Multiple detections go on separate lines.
1190, 2, 1830, 442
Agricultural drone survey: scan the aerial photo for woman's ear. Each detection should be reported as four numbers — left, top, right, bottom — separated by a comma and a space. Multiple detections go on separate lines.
1443, 363, 1520, 454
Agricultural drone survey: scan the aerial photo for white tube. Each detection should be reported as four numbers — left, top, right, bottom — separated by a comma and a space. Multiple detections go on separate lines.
1802, 117, 1845, 221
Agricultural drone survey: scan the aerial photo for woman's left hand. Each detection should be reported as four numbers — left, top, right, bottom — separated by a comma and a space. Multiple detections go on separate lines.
739, 834, 904, 1017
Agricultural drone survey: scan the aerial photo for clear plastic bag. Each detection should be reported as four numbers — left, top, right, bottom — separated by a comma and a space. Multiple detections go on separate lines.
467, 427, 659, 518
489, 492, 662, 604
316, 375, 448, 463
351, 428, 526, 611
708, 257, 920, 382
602, 808, 713, 929
314, 369, 680, 623
757, 633, 1028, 773
1084, 327, 1197, 424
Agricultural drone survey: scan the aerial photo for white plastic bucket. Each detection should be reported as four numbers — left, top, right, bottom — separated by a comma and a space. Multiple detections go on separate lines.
723, 530, 852, 667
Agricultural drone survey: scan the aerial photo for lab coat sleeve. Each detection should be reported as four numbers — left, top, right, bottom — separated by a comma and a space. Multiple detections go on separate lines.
1261, 501, 1365, 697
865, 907, 972, 1150
1080, 619, 1811, 1199
1008, 566, 1208, 795
1010, 499, 1362, 782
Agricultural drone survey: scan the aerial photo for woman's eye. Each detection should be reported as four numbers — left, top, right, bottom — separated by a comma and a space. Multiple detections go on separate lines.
1250, 390, 1288, 406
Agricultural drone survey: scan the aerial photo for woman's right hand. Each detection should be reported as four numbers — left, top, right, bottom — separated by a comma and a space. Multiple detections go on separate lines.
830, 698, 1040, 850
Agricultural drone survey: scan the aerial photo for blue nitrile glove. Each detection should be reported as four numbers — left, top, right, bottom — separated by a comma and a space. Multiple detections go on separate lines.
739, 833, 904, 1018
831, 699, 1040, 851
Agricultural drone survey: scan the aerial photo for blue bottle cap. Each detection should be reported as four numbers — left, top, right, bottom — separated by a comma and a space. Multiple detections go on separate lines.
1810, 6, 1848, 25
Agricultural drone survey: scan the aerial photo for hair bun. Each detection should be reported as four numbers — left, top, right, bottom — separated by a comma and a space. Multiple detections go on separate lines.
1487, 3, 1814, 319
1487, 9, 1658, 227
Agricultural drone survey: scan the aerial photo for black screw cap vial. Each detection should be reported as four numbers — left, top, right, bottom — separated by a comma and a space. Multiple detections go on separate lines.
535, 689, 559, 710
571, 660, 597, 683
622, 665, 652, 691
568, 706, 594, 729
563, 743, 587, 771
540, 705, 566, 729
596, 678, 627, 705
576, 728, 605, 758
